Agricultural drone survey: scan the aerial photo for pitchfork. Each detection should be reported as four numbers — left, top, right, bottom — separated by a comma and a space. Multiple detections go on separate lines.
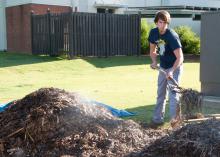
154, 65, 184, 93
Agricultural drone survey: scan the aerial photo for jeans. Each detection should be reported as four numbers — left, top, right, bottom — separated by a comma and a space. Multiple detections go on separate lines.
152, 66, 183, 123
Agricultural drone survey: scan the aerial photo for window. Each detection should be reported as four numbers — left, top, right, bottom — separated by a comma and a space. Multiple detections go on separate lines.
97, 8, 115, 14
97, 8, 106, 13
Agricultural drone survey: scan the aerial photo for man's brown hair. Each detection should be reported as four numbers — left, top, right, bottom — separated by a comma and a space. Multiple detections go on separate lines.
154, 10, 171, 24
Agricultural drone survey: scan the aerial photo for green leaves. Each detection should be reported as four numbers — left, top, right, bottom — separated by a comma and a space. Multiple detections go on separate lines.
174, 26, 200, 55
141, 19, 155, 54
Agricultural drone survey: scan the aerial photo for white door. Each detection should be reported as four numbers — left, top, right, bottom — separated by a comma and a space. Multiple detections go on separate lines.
0, 1, 6, 51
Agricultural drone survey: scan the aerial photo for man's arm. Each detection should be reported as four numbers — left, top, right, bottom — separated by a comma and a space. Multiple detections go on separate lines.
167, 48, 184, 78
149, 43, 158, 69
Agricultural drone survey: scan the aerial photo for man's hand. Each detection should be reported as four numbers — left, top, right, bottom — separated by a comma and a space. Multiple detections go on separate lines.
166, 69, 174, 79
150, 62, 158, 69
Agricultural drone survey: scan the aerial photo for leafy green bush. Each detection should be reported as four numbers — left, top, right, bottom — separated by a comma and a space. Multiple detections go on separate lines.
174, 26, 200, 54
141, 19, 155, 54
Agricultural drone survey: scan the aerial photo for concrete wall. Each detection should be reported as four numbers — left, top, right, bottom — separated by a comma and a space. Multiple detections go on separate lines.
0, 0, 6, 51
200, 11, 220, 96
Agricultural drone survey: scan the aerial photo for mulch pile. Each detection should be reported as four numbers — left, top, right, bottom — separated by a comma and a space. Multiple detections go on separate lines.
1, 87, 219, 157
138, 119, 220, 157
0, 88, 166, 157
180, 88, 203, 118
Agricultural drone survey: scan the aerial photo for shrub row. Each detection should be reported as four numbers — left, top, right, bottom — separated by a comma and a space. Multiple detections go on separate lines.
141, 20, 200, 55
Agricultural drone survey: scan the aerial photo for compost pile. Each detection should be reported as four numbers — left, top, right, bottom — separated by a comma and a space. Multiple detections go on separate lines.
169, 81, 203, 117
0, 88, 166, 157
180, 88, 203, 118
138, 119, 220, 157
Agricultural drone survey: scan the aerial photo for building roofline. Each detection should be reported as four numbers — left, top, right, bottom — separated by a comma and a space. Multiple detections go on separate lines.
94, 2, 126, 9
128, 5, 220, 11
125, 5, 220, 20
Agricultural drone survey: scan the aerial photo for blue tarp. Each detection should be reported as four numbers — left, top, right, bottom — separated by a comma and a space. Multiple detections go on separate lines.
90, 100, 136, 117
0, 100, 136, 117
0, 101, 13, 112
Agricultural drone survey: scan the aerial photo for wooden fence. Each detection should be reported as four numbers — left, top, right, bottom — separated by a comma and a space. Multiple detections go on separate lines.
31, 11, 141, 57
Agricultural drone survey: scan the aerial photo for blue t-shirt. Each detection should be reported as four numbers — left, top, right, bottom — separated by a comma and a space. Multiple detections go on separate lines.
148, 27, 182, 69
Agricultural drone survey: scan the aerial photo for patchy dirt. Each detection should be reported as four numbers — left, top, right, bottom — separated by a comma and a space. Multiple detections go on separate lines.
0, 88, 166, 157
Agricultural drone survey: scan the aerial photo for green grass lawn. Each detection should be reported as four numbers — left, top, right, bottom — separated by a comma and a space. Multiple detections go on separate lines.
0, 52, 200, 123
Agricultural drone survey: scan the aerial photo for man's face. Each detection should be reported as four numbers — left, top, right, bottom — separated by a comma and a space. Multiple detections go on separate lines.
156, 19, 168, 34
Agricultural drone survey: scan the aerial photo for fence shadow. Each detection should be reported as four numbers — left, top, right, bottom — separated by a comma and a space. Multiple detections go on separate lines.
0, 52, 62, 68
0, 52, 199, 69
83, 54, 199, 68
83, 56, 151, 68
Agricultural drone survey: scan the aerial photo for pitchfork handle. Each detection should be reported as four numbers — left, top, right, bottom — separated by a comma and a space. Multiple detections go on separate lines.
155, 66, 180, 87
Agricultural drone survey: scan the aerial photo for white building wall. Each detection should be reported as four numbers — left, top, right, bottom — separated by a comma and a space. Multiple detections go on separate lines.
80, 0, 129, 14
170, 18, 201, 36
85, 0, 126, 14
78, 0, 89, 12
71, 0, 90, 12
87, 0, 98, 13
0, 0, 6, 51
123, 0, 145, 7
84, 0, 155, 14
145, 0, 163, 6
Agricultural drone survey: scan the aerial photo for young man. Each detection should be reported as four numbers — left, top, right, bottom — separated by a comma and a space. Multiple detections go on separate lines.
148, 10, 184, 125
